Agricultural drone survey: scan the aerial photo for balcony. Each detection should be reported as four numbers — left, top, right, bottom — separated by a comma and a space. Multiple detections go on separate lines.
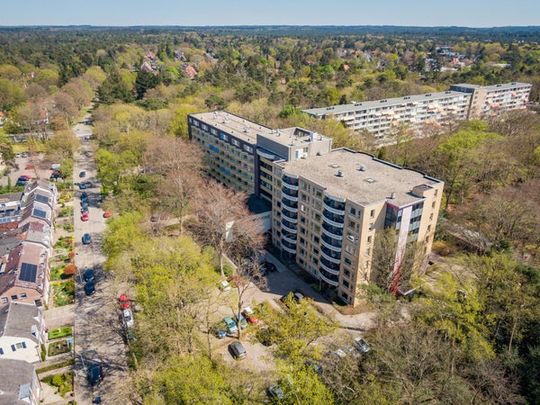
321, 234, 343, 251
320, 249, 341, 265
281, 239, 297, 254
322, 213, 344, 228
281, 220, 297, 234
319, 267, 339, 287
282, 234, 297, 245
282, 174, 299, 187
323, 201, 346, 215
282, 192, 299, 203
320, 255, 340, 272
281, 209, 298, 222
282, 197, 298, 209
282, 181, 299, 191
322, 222, 343, 238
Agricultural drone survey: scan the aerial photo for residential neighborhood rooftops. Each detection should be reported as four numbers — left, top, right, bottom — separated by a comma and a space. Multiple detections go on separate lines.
303, 90, 469, 116
0, 359, 36, 404
190, 111, 274, 144
0, 302, 41, 342
280, 148, 442, 207
0, 192, 23, 204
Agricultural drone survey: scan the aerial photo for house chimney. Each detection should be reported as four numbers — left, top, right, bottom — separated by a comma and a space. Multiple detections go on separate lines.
336, 170, 344, 177
389, 192, 396, 199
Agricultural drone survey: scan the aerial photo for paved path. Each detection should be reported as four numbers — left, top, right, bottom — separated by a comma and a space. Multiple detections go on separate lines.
44, 304, 75, 329
72, 117, 128, 404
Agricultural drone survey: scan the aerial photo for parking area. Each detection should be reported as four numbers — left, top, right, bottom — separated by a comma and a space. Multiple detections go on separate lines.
0, 153, 54, 187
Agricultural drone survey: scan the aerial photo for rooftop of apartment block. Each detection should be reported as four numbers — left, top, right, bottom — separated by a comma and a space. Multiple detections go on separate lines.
258, 126, 331, 147
452, 82, 532, 91
0, 301, 40, 342
0, 358, 35, 404
281, 148, 441, 207
190, 111, 274, 144
303, 90, 469, 116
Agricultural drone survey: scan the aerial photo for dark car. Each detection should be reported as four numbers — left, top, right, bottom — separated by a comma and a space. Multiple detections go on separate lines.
267, 384, 285, 400
87, 364, 103, 386
83, 268, 95, 283
79, 171, 86, 178
78, 182, 87, 190
228, 341, 247, 360
354, 337, 371, 354
84, 181, 93, 188
81, 200, 89, 210
80, 191, 88, 201
84, 281, 96, 296
82, 233, 91, 245
260, 261, 277, 275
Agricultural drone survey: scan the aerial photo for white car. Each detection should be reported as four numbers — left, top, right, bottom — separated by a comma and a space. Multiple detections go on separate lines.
219, 280, 231, 292
122, 308, 134, 328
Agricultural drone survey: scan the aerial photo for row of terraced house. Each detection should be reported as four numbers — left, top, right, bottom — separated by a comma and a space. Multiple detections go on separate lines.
0, 180, 57, 405
188, 111, 443, 307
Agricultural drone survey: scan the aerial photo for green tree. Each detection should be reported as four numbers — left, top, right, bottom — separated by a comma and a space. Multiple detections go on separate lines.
0, 78, 25, 111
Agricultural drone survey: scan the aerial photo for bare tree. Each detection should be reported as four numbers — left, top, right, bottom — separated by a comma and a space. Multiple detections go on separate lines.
192, 182, 264, 277
143, 137, 204, 234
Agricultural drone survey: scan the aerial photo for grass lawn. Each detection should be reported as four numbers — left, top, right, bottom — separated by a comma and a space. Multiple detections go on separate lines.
42, 371, 74, 397
48, 326, 73, 340
48, 339, 72, 356
52, 281, 75, 307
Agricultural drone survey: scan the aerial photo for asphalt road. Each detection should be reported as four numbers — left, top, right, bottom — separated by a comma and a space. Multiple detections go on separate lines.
72, 118, 128, 404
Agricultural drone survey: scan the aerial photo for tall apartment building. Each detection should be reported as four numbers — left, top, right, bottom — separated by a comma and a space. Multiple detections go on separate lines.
188, 112, 333, 202
271, 148, 443, 306
188, 112, 443, 307
450, 82, 532, 118
303, 91, 471, 143
304, 82, 532, 144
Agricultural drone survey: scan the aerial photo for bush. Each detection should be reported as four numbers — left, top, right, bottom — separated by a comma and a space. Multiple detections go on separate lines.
48, 326, 73, 340
63, 264, 76, 276
36, 359, 75, 374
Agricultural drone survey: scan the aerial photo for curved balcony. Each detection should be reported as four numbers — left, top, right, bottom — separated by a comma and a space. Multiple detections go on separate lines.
282, 181, 299, 191
320, 255, 340, 272
281, 238, 297, 252
322, 215, 344, 229
319, 269, 339, 287
321, 243, 341, 258
281, 243, 296, 255
282, 173, 299, 187
281, 220, 297, 234
282, 234, 297, 245
323, 208, 344, 223
282, 193, 299, 203
282, 198, 298, 211
322, 222, 343, 238
320, 236, 342, 252
281, 209, 298, 222
323, 192, 346, 203
320, 249, 341, 265
323, 200, 346, 215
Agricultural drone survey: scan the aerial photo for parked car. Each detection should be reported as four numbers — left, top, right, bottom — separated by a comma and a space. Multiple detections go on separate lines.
280, 291, 305, 305
87, 364, 103, 386
81, 212, 89, 222
103, 211, 112, 218
215, 329, 227, 339
223, 316, 238, 334
82, 233, 91, 245
122, 308, 134, 328
228, 341, 247, 360
354, 337, 371, 354
83, 268, 95, 283
261, 261, 277, 275
333, 346, 355, 359
79, 171, 86, 178
78, 182, 87, 190
237, 314, 248, 329
84, 281, 96, 296
80, 191, 88, 201
267, 384, 285, 400
84, 181, 93, 188
241, 307, 259, 324
51, 163, 61, 171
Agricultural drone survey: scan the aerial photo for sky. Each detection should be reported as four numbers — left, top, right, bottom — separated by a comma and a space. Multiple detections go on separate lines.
1, 0, 539, 27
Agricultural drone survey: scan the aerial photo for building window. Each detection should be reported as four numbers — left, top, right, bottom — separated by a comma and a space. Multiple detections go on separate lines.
350, 207, 356, 215
432, 201, 436, 208
11, 295, 17, 301
0, 297, 7, 304
19, 293, 27, 298
370, 209, 375, 218
344, 257, 352, 265
344, 269, 351, 277
369, 223, 374, 230
313, 236, 320, 243
244, 145, 253, 153
367, 235, 372, 243
343, 280, 350, 288
427, 225, 432, 232
16, 342, 26, 349
341, 292, 349, 301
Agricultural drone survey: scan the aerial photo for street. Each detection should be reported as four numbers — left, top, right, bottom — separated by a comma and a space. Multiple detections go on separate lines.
72, 117, 128, 404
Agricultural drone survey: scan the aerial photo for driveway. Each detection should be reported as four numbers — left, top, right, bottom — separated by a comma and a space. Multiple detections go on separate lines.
72, 119, 128, 404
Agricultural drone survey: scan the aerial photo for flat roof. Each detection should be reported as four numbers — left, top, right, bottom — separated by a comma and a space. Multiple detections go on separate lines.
259, 126, 331, 147
452, 82, 531, 91
303, 91, 469, 116
190, 111, 274, 144
280, 148, 441, 207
